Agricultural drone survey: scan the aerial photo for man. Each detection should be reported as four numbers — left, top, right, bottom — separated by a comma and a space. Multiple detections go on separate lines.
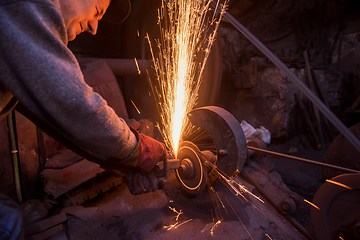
0, 0, 166, 238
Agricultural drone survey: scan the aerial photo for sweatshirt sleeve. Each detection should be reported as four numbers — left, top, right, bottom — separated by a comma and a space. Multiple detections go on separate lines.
0, 0, 137, 161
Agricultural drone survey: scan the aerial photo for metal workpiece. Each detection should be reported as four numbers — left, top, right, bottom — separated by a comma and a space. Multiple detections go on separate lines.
187, 106, 248, 176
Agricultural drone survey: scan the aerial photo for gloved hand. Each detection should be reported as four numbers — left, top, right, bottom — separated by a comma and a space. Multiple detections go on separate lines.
133, 131, 167, 172
124, 171, 159, 195
101, 129, 167, 174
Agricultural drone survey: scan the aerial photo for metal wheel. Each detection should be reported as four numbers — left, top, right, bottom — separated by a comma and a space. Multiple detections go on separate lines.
311, 173, 360, 240
175, 141, 208, 194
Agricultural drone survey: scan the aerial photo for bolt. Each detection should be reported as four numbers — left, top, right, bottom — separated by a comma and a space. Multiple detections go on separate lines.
218, 149, 228, 155
179, 158, 194, 178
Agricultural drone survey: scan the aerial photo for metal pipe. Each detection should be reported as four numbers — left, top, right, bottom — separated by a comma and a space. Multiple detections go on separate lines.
247, 145, 360, 174
210, 2, 360, 152
303, 51, 324, 147
294, 93, 321, 149
76, 58, 153, 76
6, 111, 23, 204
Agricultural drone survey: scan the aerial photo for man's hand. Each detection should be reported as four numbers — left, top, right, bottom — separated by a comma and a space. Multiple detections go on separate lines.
101, 129, 167, 173
101, 127, 167, 195
124, 171, 158, 195
135, 132, 167, 173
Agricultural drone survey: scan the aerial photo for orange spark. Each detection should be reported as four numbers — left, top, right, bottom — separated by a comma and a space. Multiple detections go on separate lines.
147, 0, 227, 157
175, 219, 193, 228
164, 219, 193, 230
339, 236, 344, 240
164, 222, 178, 230
304, 199, 320, 210
168, 206, 183, 221
134, 58, 141, 75
210, 220, 222, 236
208, 161, 264, 204
164, 206, 192, 231
130, 100, 140, 114
265, 233, 273, 240
137, 29, 139, 37
224, 197, 253, 240
326, 179, 353, 190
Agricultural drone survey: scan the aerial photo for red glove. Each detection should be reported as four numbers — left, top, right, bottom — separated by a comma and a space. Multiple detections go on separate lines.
101, 129, 167, 174
134, 132, 167, 172
101, 129, 168, 195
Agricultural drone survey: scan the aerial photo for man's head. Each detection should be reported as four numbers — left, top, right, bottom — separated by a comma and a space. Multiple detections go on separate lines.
59, 0, 131, 41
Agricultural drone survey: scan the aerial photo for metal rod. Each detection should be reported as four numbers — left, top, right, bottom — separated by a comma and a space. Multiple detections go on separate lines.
247, 145, 360, 174
210, 2, 360, 152
6, 111, 23, 204
76, 58, 153, 76
294, 93, 321, 149
303, 51, 324, 147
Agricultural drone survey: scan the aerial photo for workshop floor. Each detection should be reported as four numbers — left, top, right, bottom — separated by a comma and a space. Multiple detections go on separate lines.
50, 134, 329, 240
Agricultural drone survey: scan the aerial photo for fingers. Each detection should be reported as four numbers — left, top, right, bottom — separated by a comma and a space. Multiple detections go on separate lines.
125, 172, 159, 195
148, 171, 159, 191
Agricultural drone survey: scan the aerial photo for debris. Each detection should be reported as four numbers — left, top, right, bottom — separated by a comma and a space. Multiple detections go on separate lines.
25, 224, 63, 240
241, 120, 271, 144
287, 147, 298, 154
25, 213, 67, 238
60, 175, 123, 206
47, 231, 68, 240
40, 159, 105, 199
61, 206, 98, 222
240, 120, 257, 140
21, 199, 49, 226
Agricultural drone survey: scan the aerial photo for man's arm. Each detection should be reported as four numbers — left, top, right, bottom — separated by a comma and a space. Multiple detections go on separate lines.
0, 0, 136, 160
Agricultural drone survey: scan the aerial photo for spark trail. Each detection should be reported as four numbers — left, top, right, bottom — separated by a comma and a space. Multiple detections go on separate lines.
147, 0, 227, 157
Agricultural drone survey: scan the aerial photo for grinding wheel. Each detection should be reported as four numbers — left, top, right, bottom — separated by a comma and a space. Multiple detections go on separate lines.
187, 106, 247, 176
175, 141, 208, 194
311, 173, 360, 240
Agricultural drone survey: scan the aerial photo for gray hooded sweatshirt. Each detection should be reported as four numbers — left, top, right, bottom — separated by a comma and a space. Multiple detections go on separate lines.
0, 0, 137, 161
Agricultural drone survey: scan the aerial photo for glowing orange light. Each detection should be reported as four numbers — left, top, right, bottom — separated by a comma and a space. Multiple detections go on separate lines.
265, 233, 273, 240
304, 199, 320, 210
130, 100, 140, 114
174, 219, 193, 229
147, 0, 227, 157
134, 58, 141, 75
326, 179, 353, 190
164, 222, 178, 230
164, 206, 192, 230
168, 206, 183, 221
210, 220, 222, 236
208, 161, 264, 204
